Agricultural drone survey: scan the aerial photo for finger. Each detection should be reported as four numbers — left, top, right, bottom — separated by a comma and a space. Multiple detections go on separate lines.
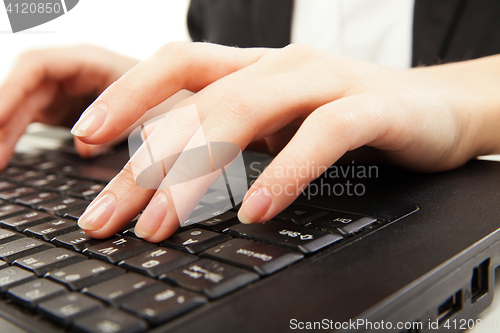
0, 48, 85, 126
77, 104, 207, 238
237, 95, 393, 224
74, 89, 191, 158
0, 45, 138, 128
79, 163, 156, 238
79, 58, 354, 241
0, 83, 57, 169
71, 42, 266, 144
130, 70, 348, 240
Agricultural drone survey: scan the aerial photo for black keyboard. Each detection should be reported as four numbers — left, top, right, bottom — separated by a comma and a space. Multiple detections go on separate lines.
0, 153, 408, 333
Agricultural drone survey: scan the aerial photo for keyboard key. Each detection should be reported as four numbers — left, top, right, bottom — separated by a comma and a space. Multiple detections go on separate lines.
24, 174, 59, 187
7, 278, 67, 309
0, 266, 36, 292
0, 181, 17, 191
2, 166, 26, 175
62, 207, 86, 220
0, 238, 54, 263
14, 248, 87, 276
200, 190, 232, 205
44, 178, 93, 193
0, 204, 27, 219
308, 212, 378, 235
161, 228, 231, 254
24, 219, 79, 241
275, 204, 329, 225
119, 247, 197, 278
227, 220, 343, 254
200, 238, 304, 276
38, 292, 103, 327
73, 308, 148, 333
0, 228, 25, 244
34, 161, 60, 171
0, 187, 37, 200
68, 183, 105, 201
82, 272, 160, 305
15, 191, 61, 208
46, 259, 125, 290
195, 211, 239, 232
0, 260, 8, 270
34, 161, 74, 173
84, 236, 157, 263
38, 197, 88, 216
162, 259, 259, 300
8, 154, 43, 167
51, 230, 104, 252
9, 170, 43, 182
121, 285, 207, 326
1, 211, 55, 232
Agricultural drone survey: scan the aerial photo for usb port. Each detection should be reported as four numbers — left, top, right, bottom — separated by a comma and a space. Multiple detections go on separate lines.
471, 258, 490, 303
438, 290, 462, 325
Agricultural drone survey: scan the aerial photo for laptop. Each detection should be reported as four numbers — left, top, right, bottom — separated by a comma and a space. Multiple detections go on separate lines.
0, 124, 498, 333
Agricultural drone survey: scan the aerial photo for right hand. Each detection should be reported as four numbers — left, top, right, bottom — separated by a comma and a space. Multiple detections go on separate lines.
0, 45, 139, 168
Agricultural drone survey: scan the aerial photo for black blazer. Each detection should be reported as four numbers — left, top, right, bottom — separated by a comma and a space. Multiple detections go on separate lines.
187, 0, 500, 67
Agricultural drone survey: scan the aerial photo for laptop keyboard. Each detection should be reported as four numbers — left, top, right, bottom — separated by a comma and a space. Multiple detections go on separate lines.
0, 153, 413, 332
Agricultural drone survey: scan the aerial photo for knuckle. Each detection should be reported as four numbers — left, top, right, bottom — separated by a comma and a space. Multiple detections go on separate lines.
218, 90, 254, 119
281, 43, 317, 59
114, 164, 141, 191
308, 107, 354, 148
156, 41, 191, 58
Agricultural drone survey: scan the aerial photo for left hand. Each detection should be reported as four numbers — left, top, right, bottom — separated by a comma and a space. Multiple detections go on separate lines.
72, 42, 498, 242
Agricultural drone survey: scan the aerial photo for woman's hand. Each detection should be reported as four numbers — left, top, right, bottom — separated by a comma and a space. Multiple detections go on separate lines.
73, 42, 500, 242
0, 45, 139, 165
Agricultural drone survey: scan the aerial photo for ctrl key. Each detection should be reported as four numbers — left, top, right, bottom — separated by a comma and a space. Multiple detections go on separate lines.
121, 286, 206, 326
73, 308, 148, 333
7, 278, 67, 309
0, 266, 36, 293
38, 292, 103, 327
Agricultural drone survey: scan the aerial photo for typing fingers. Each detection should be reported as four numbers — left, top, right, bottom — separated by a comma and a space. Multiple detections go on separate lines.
71, 42, 266, 144
238, 95, 392, 224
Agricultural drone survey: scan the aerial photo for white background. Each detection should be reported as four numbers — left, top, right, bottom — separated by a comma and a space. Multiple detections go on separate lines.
0, 0, 190, 82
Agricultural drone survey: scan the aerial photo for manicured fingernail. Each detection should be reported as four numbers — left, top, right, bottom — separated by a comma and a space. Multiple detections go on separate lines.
78, 193, 116, 230
71, 103, 107, 137
238, 187, 272, 224
135, 192, 168, 238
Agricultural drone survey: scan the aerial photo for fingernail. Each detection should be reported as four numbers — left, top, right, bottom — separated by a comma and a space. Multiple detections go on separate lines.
78, 193, 116, 230
71, 103, 107, 137
135, 192, 168, 238
238, 187, 272, 224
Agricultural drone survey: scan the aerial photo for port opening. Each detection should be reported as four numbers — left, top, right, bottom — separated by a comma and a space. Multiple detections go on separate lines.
471, 258, 490, 303
437, 290, 462, 325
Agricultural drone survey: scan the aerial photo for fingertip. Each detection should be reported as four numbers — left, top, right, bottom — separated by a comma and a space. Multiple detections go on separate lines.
237, 209, 253, 224
77, 219, 98, 231
74, 138, 110, 159
237, 187, 272, 224
134, 229, 153, 239
70, 103, 107, 138
134, 192, 168, 239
